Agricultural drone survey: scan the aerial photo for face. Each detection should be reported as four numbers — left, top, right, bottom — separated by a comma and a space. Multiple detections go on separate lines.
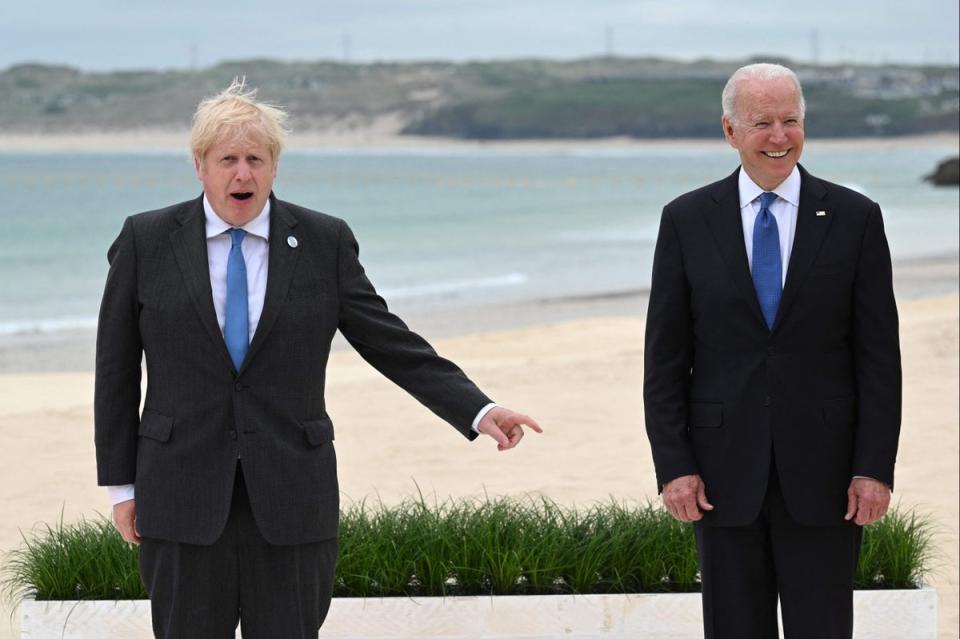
195, 131, 277, 226
722, 77, 804, 191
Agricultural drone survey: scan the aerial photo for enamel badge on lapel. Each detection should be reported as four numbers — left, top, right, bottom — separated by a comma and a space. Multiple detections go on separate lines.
287, 235, 299, 248
816, 211, 827, 217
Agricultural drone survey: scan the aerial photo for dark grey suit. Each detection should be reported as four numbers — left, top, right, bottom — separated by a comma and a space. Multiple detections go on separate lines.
95, 193, 491, 635
644, 165, 901, 525
644, 165, 901, 638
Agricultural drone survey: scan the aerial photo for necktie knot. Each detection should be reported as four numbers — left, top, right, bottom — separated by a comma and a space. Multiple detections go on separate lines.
229, 228, 247, 247
759, 191, 777, 210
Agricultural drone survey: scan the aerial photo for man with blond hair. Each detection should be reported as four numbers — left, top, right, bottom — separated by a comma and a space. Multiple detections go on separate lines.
95, 79, 542, 638
644, 63, 901, 638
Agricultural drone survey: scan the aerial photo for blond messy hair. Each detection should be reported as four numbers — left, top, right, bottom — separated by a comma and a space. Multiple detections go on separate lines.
190, 77, 289, 166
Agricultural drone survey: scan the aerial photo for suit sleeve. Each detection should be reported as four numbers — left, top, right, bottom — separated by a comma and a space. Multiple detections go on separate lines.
335, 220, 492, 440
851, 203, 902, 487
94, 216, 143, 486
643, 207, 699, 490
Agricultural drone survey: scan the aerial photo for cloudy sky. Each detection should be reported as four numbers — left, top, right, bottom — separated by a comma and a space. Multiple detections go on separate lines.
2, 0, 957, 71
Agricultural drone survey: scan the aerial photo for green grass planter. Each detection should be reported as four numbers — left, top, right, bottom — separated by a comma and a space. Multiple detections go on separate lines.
2, 496, 935, 602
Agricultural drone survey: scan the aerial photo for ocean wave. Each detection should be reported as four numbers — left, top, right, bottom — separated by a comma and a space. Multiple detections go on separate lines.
0, 315, 98, 337
381, 273, 527, 299
841, 183, 868, 195
555, 226, 659, 244
0, 274, 526, 334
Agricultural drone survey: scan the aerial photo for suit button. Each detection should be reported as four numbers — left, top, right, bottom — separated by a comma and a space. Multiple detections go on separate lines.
763, 396, 772, 406
229, 430, 237, 440
234, 383, 244, 392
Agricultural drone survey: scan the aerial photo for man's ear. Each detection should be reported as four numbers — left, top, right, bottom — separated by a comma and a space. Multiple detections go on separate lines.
194, 155, 203, 180
721, 116, 738, 149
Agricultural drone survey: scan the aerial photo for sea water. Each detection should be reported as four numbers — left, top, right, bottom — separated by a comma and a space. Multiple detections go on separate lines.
1, 141, 957, 336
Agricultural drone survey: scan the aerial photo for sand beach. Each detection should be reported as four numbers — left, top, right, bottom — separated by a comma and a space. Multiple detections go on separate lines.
2, 130, 959, 153
0, 251, 956, 638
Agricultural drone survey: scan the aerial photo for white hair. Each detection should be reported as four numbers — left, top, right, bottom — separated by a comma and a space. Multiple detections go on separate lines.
721, 63, 806, 123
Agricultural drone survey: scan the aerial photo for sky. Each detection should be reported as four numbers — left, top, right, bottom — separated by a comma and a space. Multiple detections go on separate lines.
1, 0, 958, 72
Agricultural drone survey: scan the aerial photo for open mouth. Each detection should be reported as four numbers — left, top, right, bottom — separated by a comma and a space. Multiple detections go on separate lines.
762, 150, 789, 159
231, 192, 254, 201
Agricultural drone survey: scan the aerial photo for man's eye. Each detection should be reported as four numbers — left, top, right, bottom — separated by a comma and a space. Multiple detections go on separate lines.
755, 122, 769, 128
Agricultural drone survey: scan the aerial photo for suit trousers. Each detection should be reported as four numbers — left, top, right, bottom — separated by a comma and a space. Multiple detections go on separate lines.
139, 461, 339, 639
694, 460, 863, 639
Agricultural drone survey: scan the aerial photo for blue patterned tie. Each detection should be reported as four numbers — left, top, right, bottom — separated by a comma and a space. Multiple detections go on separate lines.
224, 228, 249, 370
752, 192, 782, 330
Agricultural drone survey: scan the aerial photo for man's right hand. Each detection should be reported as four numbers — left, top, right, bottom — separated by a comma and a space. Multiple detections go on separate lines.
662, 474, 714, 522
112, 499, 142, 545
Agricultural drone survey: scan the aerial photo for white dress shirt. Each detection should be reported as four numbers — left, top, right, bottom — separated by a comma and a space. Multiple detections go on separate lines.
738, 165, 800, 286
204, 195, 271, 342
107, 197, 495, 505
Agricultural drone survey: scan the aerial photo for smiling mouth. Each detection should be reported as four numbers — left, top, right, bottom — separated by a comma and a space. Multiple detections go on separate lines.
762, 150, 789, 158
231, 192, 254, 201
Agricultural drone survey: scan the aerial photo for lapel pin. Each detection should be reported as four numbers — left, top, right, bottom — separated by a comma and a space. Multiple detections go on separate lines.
287, 235, 299, 248
816, 211, 827, 217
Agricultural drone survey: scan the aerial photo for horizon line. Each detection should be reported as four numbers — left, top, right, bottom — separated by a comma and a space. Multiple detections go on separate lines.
4, 53, 959, 76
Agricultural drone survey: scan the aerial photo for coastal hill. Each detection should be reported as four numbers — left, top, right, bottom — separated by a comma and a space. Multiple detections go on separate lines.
1, 57, 957, 139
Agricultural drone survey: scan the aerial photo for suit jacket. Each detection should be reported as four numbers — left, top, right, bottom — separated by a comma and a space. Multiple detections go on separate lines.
643, 165, 901, 527
95, 194, 492, 545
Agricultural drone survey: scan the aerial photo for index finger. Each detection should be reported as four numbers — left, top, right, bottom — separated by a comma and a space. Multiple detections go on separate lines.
503, 413, 543, 433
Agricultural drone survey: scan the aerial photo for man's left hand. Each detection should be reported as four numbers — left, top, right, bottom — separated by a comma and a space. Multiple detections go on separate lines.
844, 478, 891, 526
477, 407, 543, 451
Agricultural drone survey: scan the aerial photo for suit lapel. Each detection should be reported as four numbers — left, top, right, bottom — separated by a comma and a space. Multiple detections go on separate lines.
704, 169, 767, 329
772, 165, 832, 331
170, 196, 236, 371
241, 196, 301, 373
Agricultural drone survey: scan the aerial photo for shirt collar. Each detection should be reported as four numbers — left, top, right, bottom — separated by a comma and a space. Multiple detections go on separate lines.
203, 194, 271, 241
738, 165, 801, 210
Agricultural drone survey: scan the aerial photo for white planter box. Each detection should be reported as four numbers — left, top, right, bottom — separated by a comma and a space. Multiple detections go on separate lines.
20, 588, 937, 639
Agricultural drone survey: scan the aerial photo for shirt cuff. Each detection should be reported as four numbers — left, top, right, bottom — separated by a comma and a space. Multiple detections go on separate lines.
471, 403, 498, 433
107, 484, 135, 505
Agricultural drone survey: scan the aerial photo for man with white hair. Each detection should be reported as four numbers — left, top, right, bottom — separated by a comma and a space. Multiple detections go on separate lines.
644, 63, 901, 638
95, 79, 542, 638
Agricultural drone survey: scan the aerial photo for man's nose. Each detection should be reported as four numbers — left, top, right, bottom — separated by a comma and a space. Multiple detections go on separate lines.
769, 123, 788, 143
234, 161, 252, 181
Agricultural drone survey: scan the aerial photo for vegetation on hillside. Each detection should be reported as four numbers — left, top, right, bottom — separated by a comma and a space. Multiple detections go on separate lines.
1, 57, 956, 139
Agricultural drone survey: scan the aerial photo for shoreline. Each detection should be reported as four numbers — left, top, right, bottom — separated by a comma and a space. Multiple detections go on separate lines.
0, 252, 955, 374
0, 131, 957, 153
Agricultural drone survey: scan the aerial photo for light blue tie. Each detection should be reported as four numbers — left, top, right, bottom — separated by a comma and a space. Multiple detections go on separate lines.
752, 192, 782, 330
224, 228, 249, 370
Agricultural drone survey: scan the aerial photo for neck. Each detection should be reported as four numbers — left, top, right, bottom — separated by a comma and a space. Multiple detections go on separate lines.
742, 168, 786, 192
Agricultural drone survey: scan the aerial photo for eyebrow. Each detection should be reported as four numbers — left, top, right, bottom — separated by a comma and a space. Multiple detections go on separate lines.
750, 113, 802, 123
